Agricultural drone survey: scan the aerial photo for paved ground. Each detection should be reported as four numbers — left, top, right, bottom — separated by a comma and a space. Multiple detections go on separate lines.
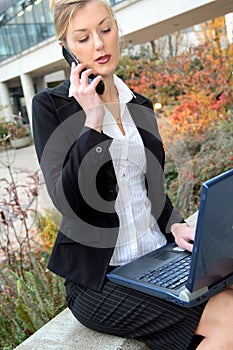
0, 143, 54, 262
0, 143, 53, 210
0, 143, 39, 176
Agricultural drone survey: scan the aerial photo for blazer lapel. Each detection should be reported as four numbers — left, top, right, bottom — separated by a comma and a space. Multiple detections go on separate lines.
49, 82, 163, 183
127, 95, 163, 155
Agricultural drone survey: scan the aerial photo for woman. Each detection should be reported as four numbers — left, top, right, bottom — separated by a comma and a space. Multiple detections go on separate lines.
32, 1, 233, 349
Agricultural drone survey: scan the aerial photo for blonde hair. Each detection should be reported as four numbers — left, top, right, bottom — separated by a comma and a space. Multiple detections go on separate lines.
50, 0, 115, 41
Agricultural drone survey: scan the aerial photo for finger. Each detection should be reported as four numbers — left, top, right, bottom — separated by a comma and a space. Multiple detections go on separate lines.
188, 228, 196, 242
80, 71, 104, 93
71, 63, 86, 78
92, 75, 104, 88
71, 62, 76, 71
79, 68, 93, 84
70, 63, 81, 86
180, 239, 193, 253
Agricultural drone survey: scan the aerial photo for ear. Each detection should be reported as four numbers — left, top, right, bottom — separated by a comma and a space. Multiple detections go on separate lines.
58, 40, 63, 47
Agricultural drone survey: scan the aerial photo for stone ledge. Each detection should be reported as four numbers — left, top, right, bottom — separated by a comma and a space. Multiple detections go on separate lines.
14, 212, 197, 350
14, 308, 149, 350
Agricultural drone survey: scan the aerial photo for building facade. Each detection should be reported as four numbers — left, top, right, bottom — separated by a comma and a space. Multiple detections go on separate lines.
0, 0, 233, 125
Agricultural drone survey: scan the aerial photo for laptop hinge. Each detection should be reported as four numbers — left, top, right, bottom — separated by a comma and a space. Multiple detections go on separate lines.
179, 286, 208, 302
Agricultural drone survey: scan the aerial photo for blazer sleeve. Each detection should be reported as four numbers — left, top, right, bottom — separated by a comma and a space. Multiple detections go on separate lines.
32, 89, 115, 226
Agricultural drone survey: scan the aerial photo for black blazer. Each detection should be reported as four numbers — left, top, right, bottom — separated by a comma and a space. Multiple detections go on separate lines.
32, 79, 184, 291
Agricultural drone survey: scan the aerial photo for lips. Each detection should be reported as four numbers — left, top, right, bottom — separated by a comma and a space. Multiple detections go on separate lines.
95, 54, 111, 64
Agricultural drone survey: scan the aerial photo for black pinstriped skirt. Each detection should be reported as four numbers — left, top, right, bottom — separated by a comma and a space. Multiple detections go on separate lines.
65, 277, 205, 350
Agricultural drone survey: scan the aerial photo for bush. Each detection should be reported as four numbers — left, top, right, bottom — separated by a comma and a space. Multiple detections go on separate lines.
0, 257, 66, 350
36, 209, 61, 254
117, 42, 232, 218
0, 150, 66, 350
164, 113, 233, 217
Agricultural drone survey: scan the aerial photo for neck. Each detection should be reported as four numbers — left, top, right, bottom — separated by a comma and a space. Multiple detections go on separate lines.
100, 75, 119, 104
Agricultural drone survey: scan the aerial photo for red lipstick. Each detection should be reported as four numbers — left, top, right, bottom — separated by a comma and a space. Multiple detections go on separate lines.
95, 54, 111, 64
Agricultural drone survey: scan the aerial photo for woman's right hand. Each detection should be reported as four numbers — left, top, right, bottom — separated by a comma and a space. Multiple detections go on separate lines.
70, 62, 105, 133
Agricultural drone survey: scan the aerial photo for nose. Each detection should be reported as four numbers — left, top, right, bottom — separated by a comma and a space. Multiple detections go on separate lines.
93, 33, 104, 51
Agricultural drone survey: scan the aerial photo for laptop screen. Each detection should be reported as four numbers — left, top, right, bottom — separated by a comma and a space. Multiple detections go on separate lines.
187, 169, 233, 292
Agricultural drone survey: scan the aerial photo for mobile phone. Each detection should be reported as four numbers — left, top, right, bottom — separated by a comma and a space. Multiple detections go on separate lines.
62, 46, 105, 95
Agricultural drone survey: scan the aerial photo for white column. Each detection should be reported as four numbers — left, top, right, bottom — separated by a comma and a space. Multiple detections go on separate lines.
0, 82, 13, 119
35, 76, 46, 92
20, 73, 35, 129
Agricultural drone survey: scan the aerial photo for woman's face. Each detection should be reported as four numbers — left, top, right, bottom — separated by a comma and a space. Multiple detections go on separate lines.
65, 1, 119, 78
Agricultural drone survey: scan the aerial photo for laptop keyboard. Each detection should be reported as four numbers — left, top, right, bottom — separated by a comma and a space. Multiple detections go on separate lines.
136, 255, 191, 289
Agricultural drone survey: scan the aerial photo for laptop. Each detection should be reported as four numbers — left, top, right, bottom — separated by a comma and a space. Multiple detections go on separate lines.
107, 169, 233, 308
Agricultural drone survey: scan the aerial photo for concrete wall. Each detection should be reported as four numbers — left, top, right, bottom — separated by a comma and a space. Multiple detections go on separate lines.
114, 0, 233, 44
14, 211, 198, 350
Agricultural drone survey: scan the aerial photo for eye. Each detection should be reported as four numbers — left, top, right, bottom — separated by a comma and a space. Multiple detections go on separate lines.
102, 28, 111, 34
78, 36, 88, 43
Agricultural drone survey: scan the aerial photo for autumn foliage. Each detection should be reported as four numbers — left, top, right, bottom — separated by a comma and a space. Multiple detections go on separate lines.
116, 41, 233, 216
117, 43, 232, 134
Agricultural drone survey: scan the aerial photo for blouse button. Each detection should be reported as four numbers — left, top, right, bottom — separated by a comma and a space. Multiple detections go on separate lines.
96, 146, 102, 153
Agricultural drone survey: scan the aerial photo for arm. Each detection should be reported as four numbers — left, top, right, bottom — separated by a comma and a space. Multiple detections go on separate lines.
32, 89, 114, 225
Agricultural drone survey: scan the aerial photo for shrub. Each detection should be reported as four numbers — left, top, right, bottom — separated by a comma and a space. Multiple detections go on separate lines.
117, 42, 232, 218
164, 113, 233, 217
36, 209, 61, 253
0, 148, 65, 350
0, 257, 66, 349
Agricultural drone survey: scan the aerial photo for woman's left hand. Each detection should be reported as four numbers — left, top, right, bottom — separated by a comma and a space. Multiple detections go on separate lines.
171, 223, 195, 252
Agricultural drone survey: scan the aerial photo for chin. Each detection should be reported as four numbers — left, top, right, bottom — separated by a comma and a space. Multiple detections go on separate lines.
98, 64, 117, 78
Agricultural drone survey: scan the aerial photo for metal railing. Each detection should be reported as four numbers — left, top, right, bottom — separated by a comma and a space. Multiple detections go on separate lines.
109, 0, 126, 6
0, 0, 128, 63
0, 0, 54, 62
